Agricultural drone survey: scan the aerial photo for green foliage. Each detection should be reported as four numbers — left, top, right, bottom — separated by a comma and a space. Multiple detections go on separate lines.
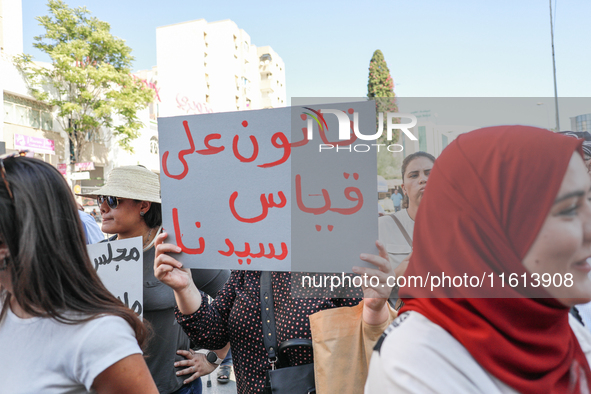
14, 0, 153, 162
367, 50, 395, 99
367, 50, 398, 146
367, 50, 401, 178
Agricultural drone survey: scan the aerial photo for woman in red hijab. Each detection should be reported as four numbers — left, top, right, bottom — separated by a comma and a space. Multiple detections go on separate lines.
365, 126, 591, 393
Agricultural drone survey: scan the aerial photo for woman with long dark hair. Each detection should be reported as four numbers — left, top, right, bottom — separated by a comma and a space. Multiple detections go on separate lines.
0, 155, 157, 394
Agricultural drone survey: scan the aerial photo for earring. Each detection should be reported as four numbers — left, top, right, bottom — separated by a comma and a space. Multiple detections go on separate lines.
140, 211, 145, 217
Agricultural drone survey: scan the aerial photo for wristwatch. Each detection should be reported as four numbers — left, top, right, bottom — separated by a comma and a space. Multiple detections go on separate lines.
195, 349, 223, 365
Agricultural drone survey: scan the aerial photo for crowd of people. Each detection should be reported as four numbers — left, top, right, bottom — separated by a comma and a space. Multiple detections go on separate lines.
84, 165, 231, 394
2, 125, 591, 393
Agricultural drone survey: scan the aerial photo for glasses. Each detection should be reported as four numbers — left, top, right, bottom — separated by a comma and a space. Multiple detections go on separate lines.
0, 151, 31, 201
97, 195, 120, 209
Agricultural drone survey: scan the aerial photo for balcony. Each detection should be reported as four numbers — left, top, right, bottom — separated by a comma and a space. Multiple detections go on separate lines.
259, 64, 273, 75
260, 79, 274, 93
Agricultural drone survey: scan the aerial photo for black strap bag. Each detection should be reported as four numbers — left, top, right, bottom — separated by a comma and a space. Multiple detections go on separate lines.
260, 271, 316, 394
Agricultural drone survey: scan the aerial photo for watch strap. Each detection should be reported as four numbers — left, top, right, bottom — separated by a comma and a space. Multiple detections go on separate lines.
195, 349, 223, 365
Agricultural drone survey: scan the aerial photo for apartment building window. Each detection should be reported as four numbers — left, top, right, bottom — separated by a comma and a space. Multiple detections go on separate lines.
17, 106, 38, 128
150, 136, 159, 154
3, 94, 53, 131
3, 102, 12, 120
418, 126, 427, 151
29, 109, 41, 128
41, 112, 53, 130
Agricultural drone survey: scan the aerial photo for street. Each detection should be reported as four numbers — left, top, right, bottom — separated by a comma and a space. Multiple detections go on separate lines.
201, 367, 237, 394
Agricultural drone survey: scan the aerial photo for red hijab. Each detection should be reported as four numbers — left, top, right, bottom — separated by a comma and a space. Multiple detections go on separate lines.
400, 126, 590, 393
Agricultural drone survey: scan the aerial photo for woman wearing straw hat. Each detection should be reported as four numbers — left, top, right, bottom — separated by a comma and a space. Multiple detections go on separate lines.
81, 165, 230, 394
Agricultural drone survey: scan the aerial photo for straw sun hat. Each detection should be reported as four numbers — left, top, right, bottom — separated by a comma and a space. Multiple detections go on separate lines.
78, 165, 161, 203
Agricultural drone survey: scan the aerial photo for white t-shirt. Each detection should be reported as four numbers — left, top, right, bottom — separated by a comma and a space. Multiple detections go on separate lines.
378, 209, 414, 268
577, 301, 591, 332
0, 307, 142, 394
365, 311, 591, 393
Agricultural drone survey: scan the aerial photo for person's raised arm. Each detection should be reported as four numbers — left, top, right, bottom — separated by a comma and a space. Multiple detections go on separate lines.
353, 240, 395, 326
154, 231, 202, 315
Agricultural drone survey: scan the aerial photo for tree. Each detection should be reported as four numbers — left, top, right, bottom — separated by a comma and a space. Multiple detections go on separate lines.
367, 49, 398, 144
367, 49, 400, 178
367, 50, 396, 101
15, 0, 153, 162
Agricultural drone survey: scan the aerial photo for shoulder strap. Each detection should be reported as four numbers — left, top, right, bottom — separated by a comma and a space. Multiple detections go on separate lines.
100, 234, 118, 243
260, 271, 278, 361
389, 213, 413, 247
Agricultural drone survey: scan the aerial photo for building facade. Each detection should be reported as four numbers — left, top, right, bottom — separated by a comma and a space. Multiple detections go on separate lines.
2, 4, 287, 203
1, 0, 68, 164
154, 18, 286, 117
571, 113, 591, 133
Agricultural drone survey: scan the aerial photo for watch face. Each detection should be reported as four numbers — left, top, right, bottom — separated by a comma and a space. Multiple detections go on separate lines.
206, 351, 217, 364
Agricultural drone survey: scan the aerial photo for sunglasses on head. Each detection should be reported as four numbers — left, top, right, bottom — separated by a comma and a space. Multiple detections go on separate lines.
97, 195, 120, 209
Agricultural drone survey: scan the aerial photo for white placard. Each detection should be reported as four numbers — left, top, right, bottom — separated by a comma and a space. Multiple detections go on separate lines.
87, 237, 143, 317
158, 101, 378, 272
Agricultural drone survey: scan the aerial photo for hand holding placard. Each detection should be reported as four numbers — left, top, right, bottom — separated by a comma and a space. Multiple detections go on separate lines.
154, 231, 202, 315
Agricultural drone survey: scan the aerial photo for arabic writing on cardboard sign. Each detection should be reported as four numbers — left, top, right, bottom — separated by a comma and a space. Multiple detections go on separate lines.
87, 237, 144, 317
158, 101, 378, 272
